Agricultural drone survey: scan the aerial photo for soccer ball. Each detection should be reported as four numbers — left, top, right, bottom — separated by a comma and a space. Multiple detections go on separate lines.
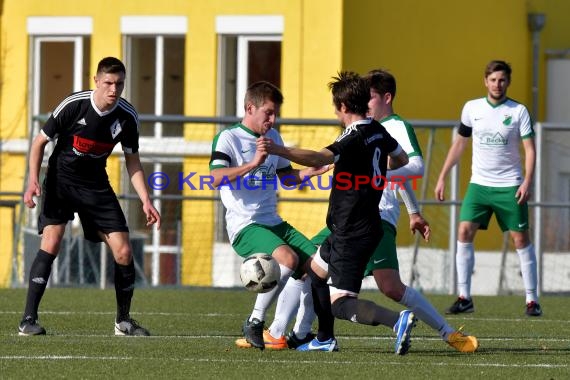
239, 253, 280, 293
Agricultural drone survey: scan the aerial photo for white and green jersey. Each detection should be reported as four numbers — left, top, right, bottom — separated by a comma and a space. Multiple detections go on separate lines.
210, 124, 292, 242
461, 97, 534, 187
378, 115, 424, 228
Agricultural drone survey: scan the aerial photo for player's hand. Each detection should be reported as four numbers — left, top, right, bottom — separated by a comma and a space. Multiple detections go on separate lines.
410, 213, 430, 242
253, 137, 271, 165
515, 181, 531, 204
23, 181, 41, 208
434, 178, 446, 201
305, 164, 333, 177
144, 203, 161, 229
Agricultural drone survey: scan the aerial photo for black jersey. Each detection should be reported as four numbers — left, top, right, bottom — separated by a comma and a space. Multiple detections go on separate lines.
42, 90, 139, 187
325, 118, 400, 237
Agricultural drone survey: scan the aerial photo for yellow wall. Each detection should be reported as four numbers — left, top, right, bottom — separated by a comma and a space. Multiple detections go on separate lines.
343, 0, 531, 119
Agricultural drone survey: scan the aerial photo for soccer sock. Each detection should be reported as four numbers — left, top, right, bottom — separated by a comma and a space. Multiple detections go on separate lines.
268, 277, 303, 338
250, 264, 292, 323
456, 241, 475, 299
114, 260, 136, 322
331, 296, 399, 328
23, 250, 56, 320
517, 244, 538, 304
306, 266, 334, 342
292, 276, 316, 338
399, 286, 454, 340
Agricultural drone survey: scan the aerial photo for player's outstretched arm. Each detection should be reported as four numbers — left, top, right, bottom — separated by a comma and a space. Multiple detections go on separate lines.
278, 164, 333, 186
24, 133, 50, 208
261, 136, 334, 167
124, 152, 161, 229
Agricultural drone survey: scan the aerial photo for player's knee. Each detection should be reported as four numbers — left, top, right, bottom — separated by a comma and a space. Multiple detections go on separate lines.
331, 296, 355, 321
272, 245, 299, 270
113, 245, 132, 265
382, 286, 404, 302
511, 233, 530, 249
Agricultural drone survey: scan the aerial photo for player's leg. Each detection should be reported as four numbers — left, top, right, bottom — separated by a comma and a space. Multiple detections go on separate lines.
232, 223, 298, 349
368, 222, 477, 352
329, 234, 417, 355
297, 250, 337, 352
102, 230, 150, 336
20, 177, 72, 336
287, 275, 316, 348
495, 188, 541, 316
267, 276, 303, 346
80, 185, 148, 336
265, 223, 316, 346
513, 233, 541, 316
19, 224, 66, 336
446, 221, 478, 313
447, 184, 490, 314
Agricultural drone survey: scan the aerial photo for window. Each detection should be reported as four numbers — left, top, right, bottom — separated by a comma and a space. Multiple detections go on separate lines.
121, 16, 187, 285
27, 17, 92, 228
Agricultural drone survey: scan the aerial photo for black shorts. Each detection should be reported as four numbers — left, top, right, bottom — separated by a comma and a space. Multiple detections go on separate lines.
319, 231, 383, 294
38, 174, 128, 242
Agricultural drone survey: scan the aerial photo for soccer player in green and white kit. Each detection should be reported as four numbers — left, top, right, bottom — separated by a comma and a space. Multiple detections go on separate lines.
435, 60, 541, 317
209, 81, 328, 350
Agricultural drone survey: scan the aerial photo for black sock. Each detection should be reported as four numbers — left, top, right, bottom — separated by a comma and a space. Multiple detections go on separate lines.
307, 266, 335, 341
331, 296, 399, 327
114, 260, 135, 322
23, 250, 56, 320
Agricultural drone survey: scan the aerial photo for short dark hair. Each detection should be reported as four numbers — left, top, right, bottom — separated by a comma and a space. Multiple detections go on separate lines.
244, 81, 284, 109
328, 71, 369, 116
365, 69, 396, 99
97, 57, 126, 75
485, 60, 512, 80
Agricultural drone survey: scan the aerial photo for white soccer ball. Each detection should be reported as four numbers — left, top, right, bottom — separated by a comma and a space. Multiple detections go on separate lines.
240, 253, 280, 293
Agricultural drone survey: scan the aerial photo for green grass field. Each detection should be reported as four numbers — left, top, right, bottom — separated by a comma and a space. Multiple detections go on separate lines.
0, 287, 568, 379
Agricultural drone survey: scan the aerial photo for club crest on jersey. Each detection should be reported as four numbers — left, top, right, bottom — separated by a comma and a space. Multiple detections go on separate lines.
248, 163, 276, 186
503, 115, 512, 126
110, 119, 122, 139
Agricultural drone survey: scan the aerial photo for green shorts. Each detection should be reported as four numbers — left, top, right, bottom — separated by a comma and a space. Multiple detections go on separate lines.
233, 222, 316, 278
311, 222, 399, 277
364, 221, 398, 275
311, 226, 331, 246
460, 183, 529, 232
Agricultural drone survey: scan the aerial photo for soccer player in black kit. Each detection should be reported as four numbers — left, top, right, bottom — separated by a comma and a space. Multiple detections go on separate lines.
19, 57, 161, 336
262, 71, 416, 353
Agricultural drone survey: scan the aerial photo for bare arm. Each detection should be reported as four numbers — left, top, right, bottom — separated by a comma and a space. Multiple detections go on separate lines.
262, 136, 334, 167
277, 165, 333, 186
23, 133, 50, 208
434, 134, 469, 201
387, 148, 409, 170
125, 152, 161, 229
517, 137, 536, 204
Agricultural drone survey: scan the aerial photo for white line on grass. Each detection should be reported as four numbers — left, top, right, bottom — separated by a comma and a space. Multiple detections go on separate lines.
0, 356, 567, 369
